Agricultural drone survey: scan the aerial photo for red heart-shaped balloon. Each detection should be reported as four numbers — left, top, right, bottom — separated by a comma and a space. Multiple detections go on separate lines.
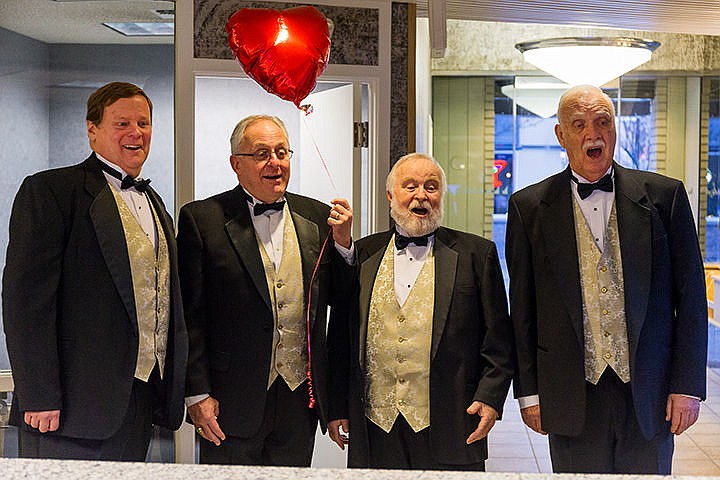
226, 6, 331, 109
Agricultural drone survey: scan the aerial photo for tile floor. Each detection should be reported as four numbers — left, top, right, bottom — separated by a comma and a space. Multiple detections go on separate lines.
486, 368, 720, 474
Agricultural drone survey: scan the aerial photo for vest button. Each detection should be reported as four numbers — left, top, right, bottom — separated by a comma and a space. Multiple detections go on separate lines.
600, 266, 607, 272
397, 357, 405, 363
604, 331, 610, 337
277, 343, 284, 349
398, 336, 406, 343
278, 302, 284, 309
602, 309, 609, 315
278, 324, 284, 330
601, 287, 608, 293
398, 378, 406, 383
398, 399, 406, 406
277, 362, 284, 368
604, 352, 612, 359
398, 315, 405, 323
277, 281, 284, 288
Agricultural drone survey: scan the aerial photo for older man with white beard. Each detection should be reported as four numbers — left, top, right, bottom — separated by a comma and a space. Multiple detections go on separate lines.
326, 153, 514, 470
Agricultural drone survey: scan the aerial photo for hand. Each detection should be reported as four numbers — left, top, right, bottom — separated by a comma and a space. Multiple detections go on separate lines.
328, 419, 350, 450
520, 404, 547, 435
188, 396, 226, 446
328, 198, 352, 248
24, 410, 60, 433
465, 401, 498, 444
666, 394, 700, 435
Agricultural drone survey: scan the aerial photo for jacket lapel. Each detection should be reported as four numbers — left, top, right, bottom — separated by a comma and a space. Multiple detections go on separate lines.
288, 200, 321, 329
613, 164, 652, 353
86, 154, 138, 332
224, 187, 272, 311
358, 233, 392, 368
431, 228, 457, 362
540, 168, 584, 346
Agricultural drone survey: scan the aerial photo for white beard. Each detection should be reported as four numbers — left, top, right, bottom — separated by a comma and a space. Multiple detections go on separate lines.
390, 197, 443, 237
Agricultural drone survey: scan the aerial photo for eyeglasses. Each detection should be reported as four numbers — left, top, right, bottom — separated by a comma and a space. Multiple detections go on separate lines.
233, 148, 293, 162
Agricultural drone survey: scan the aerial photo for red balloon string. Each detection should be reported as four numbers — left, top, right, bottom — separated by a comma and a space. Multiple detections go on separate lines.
305, 229, 333, 408
301, 114, 339, 195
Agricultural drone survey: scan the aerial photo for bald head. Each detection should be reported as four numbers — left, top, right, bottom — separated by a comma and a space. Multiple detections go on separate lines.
554, 85, 617, 182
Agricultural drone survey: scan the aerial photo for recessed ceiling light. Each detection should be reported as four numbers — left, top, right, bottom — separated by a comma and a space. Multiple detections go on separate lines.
103, 22, 174, 36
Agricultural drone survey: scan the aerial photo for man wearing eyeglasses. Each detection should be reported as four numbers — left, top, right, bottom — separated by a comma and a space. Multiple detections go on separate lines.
177, 114, 353, 466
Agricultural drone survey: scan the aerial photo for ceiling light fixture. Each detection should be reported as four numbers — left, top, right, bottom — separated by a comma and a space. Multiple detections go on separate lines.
501, 77, 569, 118
515, 37, 660, 87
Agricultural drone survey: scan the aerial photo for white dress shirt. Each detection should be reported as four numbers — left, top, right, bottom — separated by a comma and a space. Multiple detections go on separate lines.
97, 154, 156, 248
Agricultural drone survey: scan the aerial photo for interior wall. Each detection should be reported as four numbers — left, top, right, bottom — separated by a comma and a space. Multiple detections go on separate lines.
0, 27, 49, 370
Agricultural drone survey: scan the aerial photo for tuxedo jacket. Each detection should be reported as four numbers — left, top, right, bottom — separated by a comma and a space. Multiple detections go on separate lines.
328, 227, 514, 466
177, 186, 350, 437
2, 154, 188, 439
506, 163, 707, 439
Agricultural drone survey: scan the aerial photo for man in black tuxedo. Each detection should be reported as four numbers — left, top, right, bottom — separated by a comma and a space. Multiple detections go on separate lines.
327, 153, 513, 470
178, 114, 353, 466
506, 85, 707, 474
2, 82, 188, 461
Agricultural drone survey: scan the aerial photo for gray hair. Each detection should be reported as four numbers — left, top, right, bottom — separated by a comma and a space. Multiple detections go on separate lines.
386, 152, 447, 195
230, 114, 290, 155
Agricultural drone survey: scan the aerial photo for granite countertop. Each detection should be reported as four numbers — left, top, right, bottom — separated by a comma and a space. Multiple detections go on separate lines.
0, 458, 705, 480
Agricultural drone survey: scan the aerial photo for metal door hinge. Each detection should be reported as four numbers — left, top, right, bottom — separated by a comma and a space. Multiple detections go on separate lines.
354, 121, 368, 148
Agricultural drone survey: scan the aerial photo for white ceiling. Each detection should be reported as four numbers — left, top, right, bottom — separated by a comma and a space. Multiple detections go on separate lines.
1, 0, 719, 45
415, 0, 720, 36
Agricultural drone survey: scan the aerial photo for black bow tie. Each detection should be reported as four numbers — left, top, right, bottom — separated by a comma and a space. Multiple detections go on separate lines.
573, 173, 613, 200
240, 188, 285, 216
394, 231, 434, 250
99, 161, 151, 192
121, 176, 151, 192
253, 201, 285, 215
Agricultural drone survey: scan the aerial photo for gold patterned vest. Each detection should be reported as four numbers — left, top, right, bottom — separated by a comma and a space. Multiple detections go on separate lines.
365, 238, 434, 433
257, 207, 307, 391
573, 199, 631, 384
110, 187, 170, 382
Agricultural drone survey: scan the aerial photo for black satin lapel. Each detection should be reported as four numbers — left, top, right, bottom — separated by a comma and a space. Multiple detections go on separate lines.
541, 186, 584, 347
431, 232, 457, 362
225, 212, 272, 311
358, 242, 387, 368
292, 212, 320, 329
614, 168, 652, 351
89, 186, 137, 333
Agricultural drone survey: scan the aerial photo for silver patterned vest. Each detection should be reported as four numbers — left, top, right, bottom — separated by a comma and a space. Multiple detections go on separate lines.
365, 238, 435, 433
257, 206, 308, 391
573, 198, 631, 384
110, 187, 170, 382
